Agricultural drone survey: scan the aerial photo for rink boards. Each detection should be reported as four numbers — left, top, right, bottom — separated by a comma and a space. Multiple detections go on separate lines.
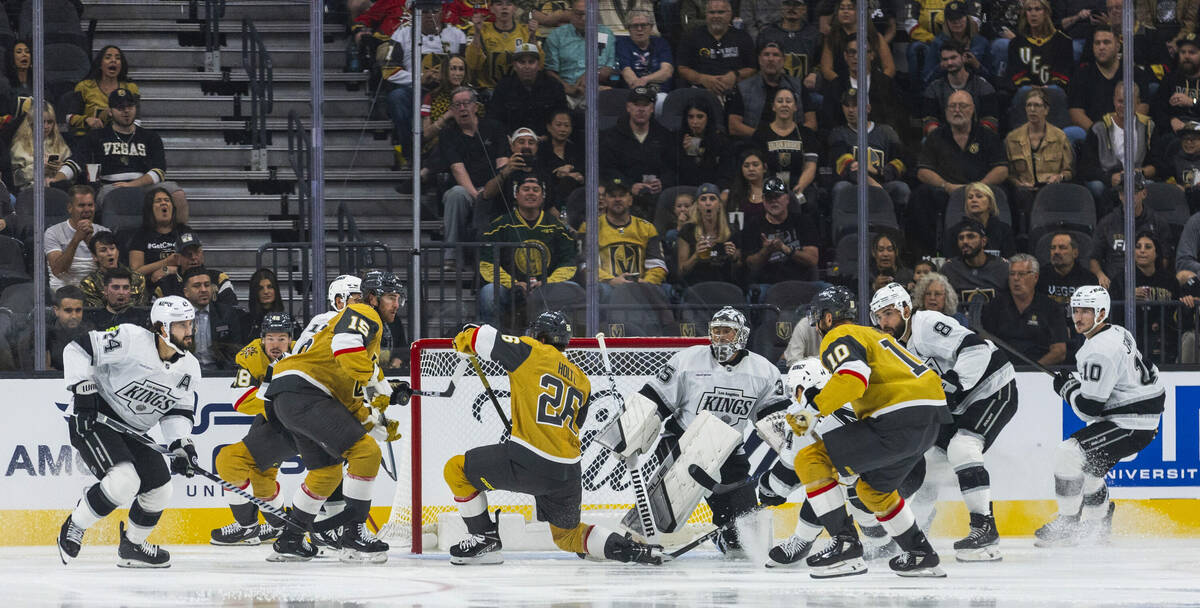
1, 371, 1198, 545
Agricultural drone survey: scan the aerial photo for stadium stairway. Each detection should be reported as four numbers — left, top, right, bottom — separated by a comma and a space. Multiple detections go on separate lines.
83, 0, 460, 318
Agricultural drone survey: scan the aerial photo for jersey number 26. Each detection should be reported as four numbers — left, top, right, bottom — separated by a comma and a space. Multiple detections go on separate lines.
537, 374, 584, 429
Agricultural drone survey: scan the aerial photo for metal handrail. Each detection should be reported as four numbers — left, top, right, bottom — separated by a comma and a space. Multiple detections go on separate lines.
241, 19, 273, 171
286, 110, 311, 239
336, 203, 376, 270
203, 0, 226, 71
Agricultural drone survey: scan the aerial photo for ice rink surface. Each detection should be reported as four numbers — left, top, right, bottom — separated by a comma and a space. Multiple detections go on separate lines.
5, 537, 1200, 608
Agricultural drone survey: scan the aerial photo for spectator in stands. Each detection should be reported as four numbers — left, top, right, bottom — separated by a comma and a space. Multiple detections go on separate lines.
1153, 33, 1200, 137
728, 41, 813, 138
1164, 121, 1200, 214
593, 0, 655, 38
942, 218, 1010, 305
18, 286, 91, 371
676, 0, 757, 100
913, 271, 967, 326
725, 149, 769, 226
383, 9, 468, 161
922, 1, 991, 85
1006, 87, 1075, 236
577, 178, 668, 295
742, 177, 820, 291
756, 0, 821, 87
488, 42, 567, 135
1175, 210, 1200, 362
1090, 172, 1173, 289
480, 126, 556, 220
753, 88, 818, 201
782, 316, 822, 366
467, 0, 539, 92
982, 253, 1068, 365
156, 231, 238, 307
1109, 230, 1184, 314
1037, 231, 1094, 305
10, 102, 70, 192
420, 55, 479, 151
351, 0, 411, 71
4, 40, 31, 97
67, 45, 138, 139
664, 190, 696, 251
478, 175, 577, 325
1079, 82, 1158, 206
912, 90, 1009, 257
1006, 0, 1073, 91
829, 88, 910, 212
544, 0, 615, 107
819, 0, 895, 82
437, 86, 509, 270
979, 0, 1021, 78
904, 0, 947, 91
441, 0, 491, 31
1054, 0, 1107, 61
180, 266, 245, 370
616, 9, 675, 91
45, 185, 108, 292
53, 88, 190, 223
922, 40, 999, 134
599, 86, 675, 220
83, 266, 148, 329
913, 259, 935, 285
1068, 26, 1151, 134
523, 1, 572, 41
959, 182, 1015, 259
79, 231, 147, 308
819, 35, 905, 134
539, 109, 584, 212
869, 233, 913, 293
127, 187, 185, 285
669, 99, 733, 190
246, 268, 285, 339
676, 183, 742, 287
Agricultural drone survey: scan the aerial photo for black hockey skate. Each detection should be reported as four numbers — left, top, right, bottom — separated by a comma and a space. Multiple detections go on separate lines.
766, 534, 813, 568
339, 522, 389, 564
268, 530, 318, 562
311, 527, 342, 558
862, 538, 901, 561
889, 547, 947, 577
605, 533, 664, 565
806, 534, 867, 579
257, 522, 283, 543
954, 512, 1001, 561
450, 530, 503, 565
117, 522, 171, 568
1034, 513, 1082, 548
1080, 501, 1116, 544
57, 515, 85, 564
209, 522, 261, 546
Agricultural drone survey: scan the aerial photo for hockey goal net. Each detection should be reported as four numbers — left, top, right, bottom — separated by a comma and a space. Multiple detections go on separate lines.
379, 336, 711, 553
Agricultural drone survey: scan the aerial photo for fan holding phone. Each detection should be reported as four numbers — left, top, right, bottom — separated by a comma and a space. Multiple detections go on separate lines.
10, 100, 72, 191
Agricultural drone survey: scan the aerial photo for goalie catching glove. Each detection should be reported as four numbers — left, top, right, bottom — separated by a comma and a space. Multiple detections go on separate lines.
363, 409, 402, 442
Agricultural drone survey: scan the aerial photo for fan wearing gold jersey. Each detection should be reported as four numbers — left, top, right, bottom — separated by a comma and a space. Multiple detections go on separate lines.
577, 178, 668, 292
264, 270, 409, 563
210, 312, 296, 546
444, 311, 663, 565
790, 286, 952, 579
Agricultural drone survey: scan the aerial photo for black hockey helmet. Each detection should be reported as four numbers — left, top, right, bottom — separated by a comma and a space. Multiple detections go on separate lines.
527, 311, 571, 351
260, 311, 293, 338
808, 286, 857, 328
361, 270, 407, 306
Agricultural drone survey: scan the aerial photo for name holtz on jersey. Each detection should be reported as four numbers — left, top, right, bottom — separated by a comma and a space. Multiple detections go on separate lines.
646, 346, 786, 432
65, 323, 200, 431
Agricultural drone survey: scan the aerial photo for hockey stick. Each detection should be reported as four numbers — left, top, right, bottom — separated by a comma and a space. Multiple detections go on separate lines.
470, 353, 512, 432
596, 332, 658, 543
687, 465, 756, 496
95, 414, 307, 532
976, 328, 1057, 377
408, 357, 468, 399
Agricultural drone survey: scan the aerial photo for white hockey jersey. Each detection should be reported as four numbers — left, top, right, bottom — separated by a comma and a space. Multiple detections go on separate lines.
901, 310, 1014, 415
63, 324, 201, 435
642, 345, 789, 435
1069, 324, 1164, 431
293, 310, 337, 354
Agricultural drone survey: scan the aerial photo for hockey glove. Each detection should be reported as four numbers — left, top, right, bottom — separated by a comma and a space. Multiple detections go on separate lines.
364, 410, 402, 442
756, 474, 787, 507
1053, 371, 1080, 401
785, 409, 816, 436
363, 366, 393, 410
941, 370, 963, 409
71, 381, 100, 436
801, 385, 821, 410
390, 380, 412, 406
452, 324, 480, 355
168, 438, 199, 478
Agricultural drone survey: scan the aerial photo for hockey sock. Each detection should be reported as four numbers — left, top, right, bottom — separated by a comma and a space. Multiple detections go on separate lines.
794, 500, 824, 542
847, 486, 887, 539
956, 465, 992, 515
342, 473, 375, 524
1080, 476, 1110, 521
1054, 475, 1085, 516
230, 501, 260, 527
455, 490, 492, 533
125, 501, 162, 544
806, 481, 855, 538
316, 482, 347, 522
71, 483, 118, 529
343, 497, 372, 524
876, 498, 930, 553
292, 483, 329, 522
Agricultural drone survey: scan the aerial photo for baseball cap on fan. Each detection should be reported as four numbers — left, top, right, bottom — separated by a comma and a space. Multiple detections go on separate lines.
944, 1, 968, 20
176, 231, 203, 252
628, 86, 656, 104
513, 41, 540, 60
108, 88, 139, 109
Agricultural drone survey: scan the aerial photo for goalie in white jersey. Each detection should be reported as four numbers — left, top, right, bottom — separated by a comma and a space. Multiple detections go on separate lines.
871, 282, 1017, 562
56, 296, 202, 568
601, 307, 791, 552
1036, 286, 1164, 547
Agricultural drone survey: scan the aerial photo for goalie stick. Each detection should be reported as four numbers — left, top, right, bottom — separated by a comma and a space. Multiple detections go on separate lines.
596, 332, 658, 543
687, 464, 757, 496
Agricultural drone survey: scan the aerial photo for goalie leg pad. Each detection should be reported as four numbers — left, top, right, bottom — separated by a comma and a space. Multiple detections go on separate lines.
647, 412, 742, 533
597, 392, 663, 458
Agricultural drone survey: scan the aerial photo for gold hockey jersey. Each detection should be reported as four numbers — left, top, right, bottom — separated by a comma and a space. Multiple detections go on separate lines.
814, 323, 947, 420
268, 302, 384, 420
465, 22, 538, 89
229, 338, 294, 417
577, 215, 668, 284
465, 324, 591, 464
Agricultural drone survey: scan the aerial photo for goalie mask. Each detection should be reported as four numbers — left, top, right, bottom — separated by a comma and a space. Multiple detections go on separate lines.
150, 295, 195, 355
1070, 285, 1110, 334
869, 282, 912, 337
709, 306, 749, 363
327, 274, 362, 311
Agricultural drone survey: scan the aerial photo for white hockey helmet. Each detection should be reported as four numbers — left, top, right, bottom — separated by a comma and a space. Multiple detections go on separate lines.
869, 282, 912, 327
150, 296, 195, 353
709, 306, 750, 363
1070, 285, 1110, 333
786, 357, 830, 401
327, 274, 362, 310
